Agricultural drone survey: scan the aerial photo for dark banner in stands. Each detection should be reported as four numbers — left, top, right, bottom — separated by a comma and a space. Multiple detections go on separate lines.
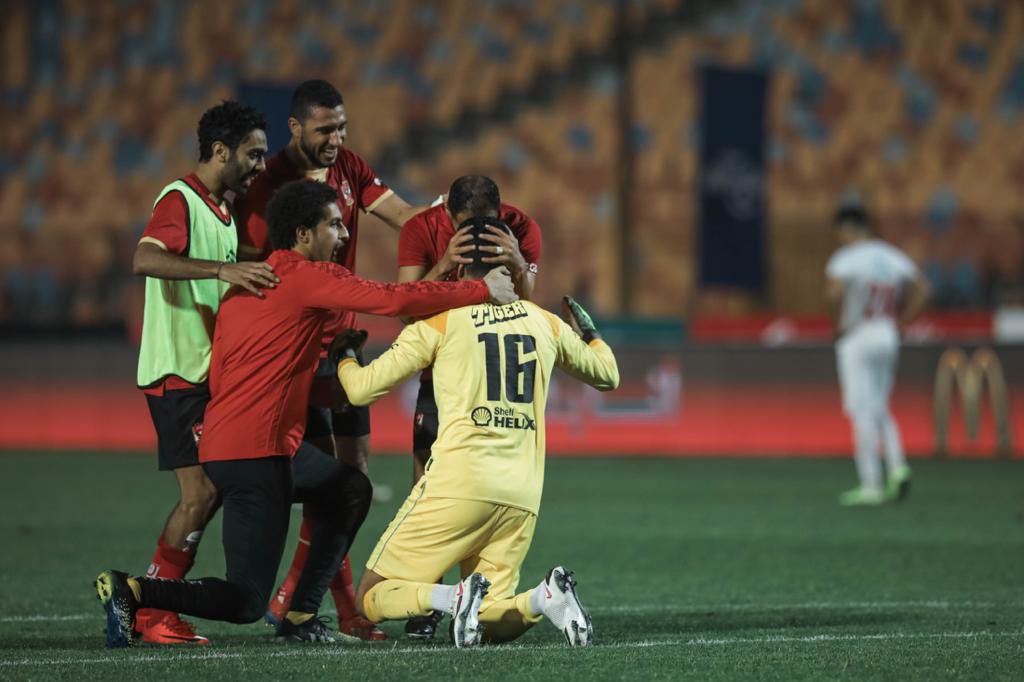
238, 82, 294, 155
698, 66, 768, 291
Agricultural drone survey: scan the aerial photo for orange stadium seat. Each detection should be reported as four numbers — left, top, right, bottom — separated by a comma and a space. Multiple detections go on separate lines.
2, 0, 1023, 325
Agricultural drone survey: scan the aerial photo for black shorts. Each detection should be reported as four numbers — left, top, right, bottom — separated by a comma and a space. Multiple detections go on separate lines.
412, 379, 438, 452
145, 384, 211, 471
305, 357, 371, 441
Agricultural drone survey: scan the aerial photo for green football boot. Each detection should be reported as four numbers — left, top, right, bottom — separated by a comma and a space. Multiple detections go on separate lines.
886, 466, 912, 502
838, 486, 886, 506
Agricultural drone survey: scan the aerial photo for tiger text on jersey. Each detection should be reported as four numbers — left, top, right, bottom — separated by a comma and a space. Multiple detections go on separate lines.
472, 301, 530, 327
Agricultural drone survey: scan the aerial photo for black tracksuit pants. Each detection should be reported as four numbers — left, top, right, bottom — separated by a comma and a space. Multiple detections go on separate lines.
135, 443, 371, 624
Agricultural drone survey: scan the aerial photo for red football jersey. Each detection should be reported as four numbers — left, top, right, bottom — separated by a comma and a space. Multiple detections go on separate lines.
397, 203, 542, 279
235, 147, 393, 335
199, 249, 489, 462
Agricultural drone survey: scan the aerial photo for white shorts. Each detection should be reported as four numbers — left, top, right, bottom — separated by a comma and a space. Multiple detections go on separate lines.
836, 321, 900, 417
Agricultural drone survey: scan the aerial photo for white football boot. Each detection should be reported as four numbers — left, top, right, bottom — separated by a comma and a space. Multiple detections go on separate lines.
451, 572, 490, 648
541, 566, 593, 647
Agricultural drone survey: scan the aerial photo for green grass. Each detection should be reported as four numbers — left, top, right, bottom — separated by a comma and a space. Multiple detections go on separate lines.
0, 453, 1022, 680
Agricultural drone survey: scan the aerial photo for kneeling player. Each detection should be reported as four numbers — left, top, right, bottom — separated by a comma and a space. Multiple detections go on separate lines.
93, 180, 518, 648
396, 174, 542, 639
336, 221, 619, 647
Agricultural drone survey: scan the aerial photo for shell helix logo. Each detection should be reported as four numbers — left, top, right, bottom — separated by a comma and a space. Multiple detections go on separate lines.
471, 406, 536, 431
471, 407, 492, 427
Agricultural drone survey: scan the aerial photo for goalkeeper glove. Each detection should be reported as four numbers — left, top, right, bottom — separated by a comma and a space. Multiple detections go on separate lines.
329, 328, 369, 366
561, 296, 601, 343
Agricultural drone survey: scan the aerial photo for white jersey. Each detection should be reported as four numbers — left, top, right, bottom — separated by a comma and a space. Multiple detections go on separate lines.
826, 239, 917, 334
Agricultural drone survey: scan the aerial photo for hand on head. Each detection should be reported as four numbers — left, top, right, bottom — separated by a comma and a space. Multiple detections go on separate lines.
482, 267, 518, 305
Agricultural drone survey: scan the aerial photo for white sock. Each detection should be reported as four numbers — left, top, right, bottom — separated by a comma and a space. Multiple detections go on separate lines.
850, 412, 882, 492
431, 584, 457, 615
879, 411, 907, 473
528, 580, 548, 618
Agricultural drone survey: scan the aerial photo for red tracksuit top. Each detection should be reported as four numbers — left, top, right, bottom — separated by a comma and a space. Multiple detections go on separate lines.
199, 249, 489, 462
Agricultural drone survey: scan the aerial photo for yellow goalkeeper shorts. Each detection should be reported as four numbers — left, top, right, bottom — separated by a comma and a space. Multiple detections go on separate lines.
366, 479, 537, 602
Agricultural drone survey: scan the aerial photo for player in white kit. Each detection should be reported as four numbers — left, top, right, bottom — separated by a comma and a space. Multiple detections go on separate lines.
825, 207, 931, 506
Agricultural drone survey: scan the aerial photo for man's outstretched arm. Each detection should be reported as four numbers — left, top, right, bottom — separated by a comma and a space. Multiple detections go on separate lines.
337, 320, 442, 406
301, 263, 517, 319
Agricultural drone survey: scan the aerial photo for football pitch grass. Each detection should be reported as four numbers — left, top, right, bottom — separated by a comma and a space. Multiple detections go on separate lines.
0, 452, 1021, 680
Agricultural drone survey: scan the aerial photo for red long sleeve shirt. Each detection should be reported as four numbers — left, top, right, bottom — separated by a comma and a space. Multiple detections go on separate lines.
235, 148, 392, 340
398, 202, 542, 278
198, 249, 489, 462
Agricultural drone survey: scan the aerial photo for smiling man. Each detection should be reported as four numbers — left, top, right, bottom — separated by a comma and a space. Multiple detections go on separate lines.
95, 179, 517, 648
235, 79, 431, 640
131, 100, 275, 646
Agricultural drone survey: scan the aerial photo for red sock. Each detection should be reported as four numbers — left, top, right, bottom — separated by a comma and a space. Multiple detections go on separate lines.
331, 554, 358, 622
268, 514, 313, 618
137, 534, 196, 628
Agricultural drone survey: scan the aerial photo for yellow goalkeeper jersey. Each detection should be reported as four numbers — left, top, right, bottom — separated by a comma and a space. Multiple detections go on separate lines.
338, 300, 619, 514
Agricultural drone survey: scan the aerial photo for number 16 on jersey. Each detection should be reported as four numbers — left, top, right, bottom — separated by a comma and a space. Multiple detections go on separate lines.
478, 333, 537, 403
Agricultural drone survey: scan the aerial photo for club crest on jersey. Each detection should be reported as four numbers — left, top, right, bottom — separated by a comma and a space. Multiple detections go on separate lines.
340, 179, 355, 207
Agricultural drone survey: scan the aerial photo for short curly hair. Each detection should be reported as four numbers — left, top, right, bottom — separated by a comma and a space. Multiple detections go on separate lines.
197, 101, 267, 162
267, 180, 339, 250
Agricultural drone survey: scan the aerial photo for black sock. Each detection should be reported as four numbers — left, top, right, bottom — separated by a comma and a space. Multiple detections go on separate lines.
137, 576, 254, 624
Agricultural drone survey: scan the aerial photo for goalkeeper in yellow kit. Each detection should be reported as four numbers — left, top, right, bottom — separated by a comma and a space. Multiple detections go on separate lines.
334, 217, 618, 648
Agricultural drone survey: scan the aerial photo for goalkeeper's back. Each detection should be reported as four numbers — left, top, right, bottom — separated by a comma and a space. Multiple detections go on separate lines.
338, 299, 619, 514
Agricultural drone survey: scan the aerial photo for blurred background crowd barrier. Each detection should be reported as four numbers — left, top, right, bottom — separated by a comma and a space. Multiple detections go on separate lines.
0, 0, 1021, 456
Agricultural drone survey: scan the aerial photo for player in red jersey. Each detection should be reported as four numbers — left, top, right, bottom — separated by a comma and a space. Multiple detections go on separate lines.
235, 80, 430, 639
395, 174, 542, 639
94, 179, 518, 648
133, 101, 275, 646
